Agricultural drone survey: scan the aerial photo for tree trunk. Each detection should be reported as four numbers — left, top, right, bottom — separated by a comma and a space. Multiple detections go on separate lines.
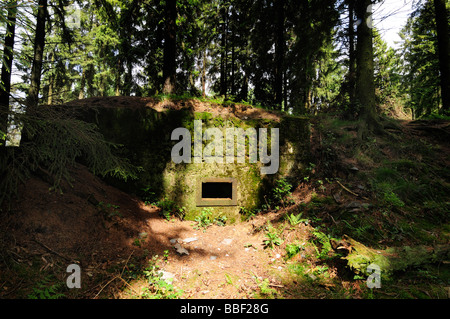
115, 57, 121, 96
162, 0, 177, 95
241, 72, 248, 102
86, 64, 95, 98
79, 68, 86, 100
355, 0, 381, 138
220, 6, 228, 98
201, 49, 207, 98
231, 32, 235, 97
47, 51, 54, 105
123, 59, 133, 96
348, 0, 357, 116
304, 86, 312, 112
274, 0, 284, 110
0, 0, 17, 134
433, 0, 450, 114
27, 0, 47, 107
283, 70, 288, 110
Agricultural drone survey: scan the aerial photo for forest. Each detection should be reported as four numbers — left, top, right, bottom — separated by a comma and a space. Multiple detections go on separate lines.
0, 0, 449, 302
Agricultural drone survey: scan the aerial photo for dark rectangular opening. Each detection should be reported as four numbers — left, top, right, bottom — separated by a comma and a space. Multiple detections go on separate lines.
202, 182, 233, 199
197, 177, 237, 206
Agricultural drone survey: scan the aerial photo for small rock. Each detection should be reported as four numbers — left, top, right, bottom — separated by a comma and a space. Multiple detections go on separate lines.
221, 238, 233, 245
169, 238, 179, 244
158, 270, 175, 283
174, 243, 189, 255
210, 255, 217, 260
183, 237, 198, 243
350, 166, 359, 172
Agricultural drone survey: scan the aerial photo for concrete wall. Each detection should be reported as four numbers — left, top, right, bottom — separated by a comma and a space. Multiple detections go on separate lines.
80, 104, 310, 222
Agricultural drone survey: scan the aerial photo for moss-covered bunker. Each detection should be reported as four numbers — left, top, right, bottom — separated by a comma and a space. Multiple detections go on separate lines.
77, 99, 310, 222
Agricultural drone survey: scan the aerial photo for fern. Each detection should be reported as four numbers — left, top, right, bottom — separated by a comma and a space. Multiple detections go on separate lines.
311, 230, 333, 260
27, 277, 65, 299
0, 105, 140, 206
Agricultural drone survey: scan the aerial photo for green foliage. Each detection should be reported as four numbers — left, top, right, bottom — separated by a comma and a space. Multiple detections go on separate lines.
310, 230, 333, 260
263, 222, 284, 249
27, 276, 65, 299
141, 256, 183, 299
148, 194, 186, 221
382, 190, 405, 208
140, 186, 157, 205
255, 278, 278, 298
0, 129, 5, 146
213, 214, 228, 226
263, 177, 295, 211
370, 160, 448, 210
372, 28, 405, 112
400, 0, 447, 117
285, 212, 309, 226
194, 207, 213, 230
0, 106, 140, 207
239, 206, 257, 221
193, 208, 227, 231
272, 178, 293, 205
153, 197, 176, 220
97, 202, 122, 219
285, 242, 304, 259
303, 162, 316, 182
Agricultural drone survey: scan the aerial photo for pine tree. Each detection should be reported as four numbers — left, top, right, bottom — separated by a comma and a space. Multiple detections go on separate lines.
162, 0, 177, 94
400, 0, 442, 117
0, 0, 17, 134
354, 0, 382, 138
433, 0, 450, 114
27, 0, 47, 107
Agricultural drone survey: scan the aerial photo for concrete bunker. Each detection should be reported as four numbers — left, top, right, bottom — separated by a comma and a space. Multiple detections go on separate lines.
71, 97, 310, 222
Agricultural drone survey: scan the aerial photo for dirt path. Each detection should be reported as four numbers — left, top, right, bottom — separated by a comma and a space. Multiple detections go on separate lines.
123, 215, 280, 299
0, 163, 287, 299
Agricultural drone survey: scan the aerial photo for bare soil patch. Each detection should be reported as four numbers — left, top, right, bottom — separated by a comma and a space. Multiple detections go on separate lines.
64, 96, 283, 121
0, 163, 282, 299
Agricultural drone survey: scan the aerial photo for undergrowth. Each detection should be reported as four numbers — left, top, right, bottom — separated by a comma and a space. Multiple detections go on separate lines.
0, 105, 140, 208
265, 113, 450, 299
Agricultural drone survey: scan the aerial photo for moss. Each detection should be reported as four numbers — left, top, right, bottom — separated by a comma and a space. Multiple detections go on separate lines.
194, 112, 213, 122
343, 235, 450, 281
80, 105, 310, 222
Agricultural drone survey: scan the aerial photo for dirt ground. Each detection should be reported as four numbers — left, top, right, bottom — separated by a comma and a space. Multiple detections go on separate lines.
0, 162, 299, 299
0, 97, 304, 299
64, 96, 283, 122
